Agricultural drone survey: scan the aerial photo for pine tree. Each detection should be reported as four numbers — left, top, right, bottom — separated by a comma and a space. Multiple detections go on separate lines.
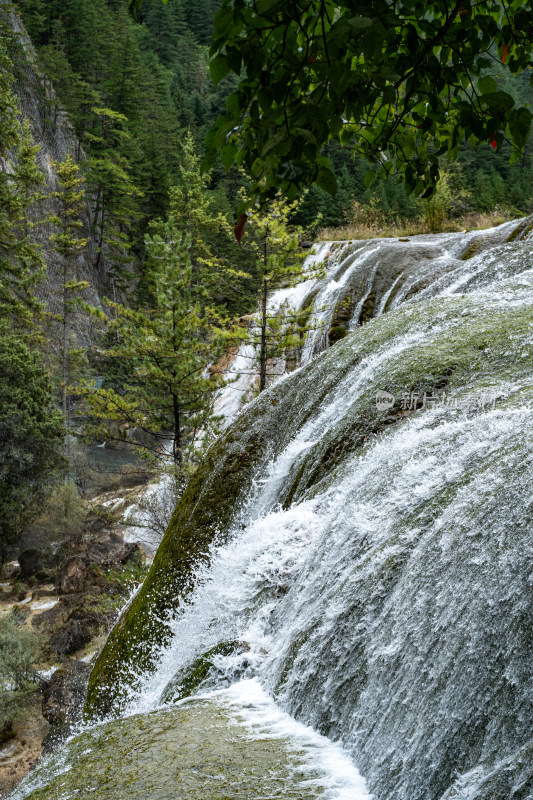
83, 219, 224, 469
183, 0, 219, 44
0, 331, 66, 563
49, 155, 89, 457
128, 52, 182, 219
241, 195, 323, 392
160, 131, 246, 312
37, 23, 100, 145
139, 0, 187, 66
85, 107, 141, 291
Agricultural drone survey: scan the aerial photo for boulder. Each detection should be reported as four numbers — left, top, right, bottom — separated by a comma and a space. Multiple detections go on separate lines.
18, 548, 55, 582
87, 531, 140, 570
57, 555, 93, 595
31, 602, 68, 630
49, 620, 91, 656
42, 661, 90, 727
85, 513, 108, 534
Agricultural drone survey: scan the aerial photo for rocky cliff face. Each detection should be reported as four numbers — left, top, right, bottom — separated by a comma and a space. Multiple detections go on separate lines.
3, 5, 107, 344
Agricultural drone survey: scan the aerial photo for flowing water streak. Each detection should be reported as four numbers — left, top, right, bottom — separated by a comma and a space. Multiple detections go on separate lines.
300, 244, 381, 364
126, 325, 435, 713
213, 223, 525, 426
135, 394, 532, 799
213, 242, 331, 424
218, 679, 370, 800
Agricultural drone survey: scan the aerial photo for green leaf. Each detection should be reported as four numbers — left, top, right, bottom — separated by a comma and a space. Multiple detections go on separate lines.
262, 132, 287, 157
316, 166, 338, 196
364, 170, 377, 189
363, 27, 384, 61
219, 142, 237, 171
382, 85, 396, 105
477, 75, 497, 95
509, 107, 533, 148
209, 55, 231, 86
225, 93, 241, 116
347, 16, 373, 29
256, 0, 285, 12
481, 91, 515, 115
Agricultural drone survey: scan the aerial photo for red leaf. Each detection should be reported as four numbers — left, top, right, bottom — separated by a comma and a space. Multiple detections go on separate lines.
502, 43, 509, 63
234, 213, 248, 246
490, 134, 497, 150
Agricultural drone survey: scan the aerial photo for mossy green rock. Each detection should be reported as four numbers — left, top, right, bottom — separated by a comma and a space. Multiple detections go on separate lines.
13, 700, 325, 800
160, 641, 250, 704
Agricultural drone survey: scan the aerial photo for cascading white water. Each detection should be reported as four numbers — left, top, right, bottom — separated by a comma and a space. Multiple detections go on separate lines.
102, 220, 533, 800
215, 220, 524, 427
11, 218, 533, 800
121, 220, 530, 557
214, 241, 330, 424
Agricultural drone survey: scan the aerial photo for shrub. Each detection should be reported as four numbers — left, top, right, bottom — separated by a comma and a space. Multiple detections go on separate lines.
33, 480, 87, 545
0, 614, 42, 738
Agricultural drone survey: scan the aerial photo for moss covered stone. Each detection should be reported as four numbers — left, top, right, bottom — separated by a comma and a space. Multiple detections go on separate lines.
160, 641, 250, 704
505, 213, 533, 242
14, 699, 326, 800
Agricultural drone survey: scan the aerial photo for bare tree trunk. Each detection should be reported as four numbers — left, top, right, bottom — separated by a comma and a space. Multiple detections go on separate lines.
62, 263, 69, 464
259, 233, 269, 393
259, 275, 268, 393
172, 393, 182, 464
94, 204, 105, 274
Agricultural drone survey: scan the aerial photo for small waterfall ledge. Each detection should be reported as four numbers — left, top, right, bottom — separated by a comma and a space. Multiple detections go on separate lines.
12, 216, 533, 800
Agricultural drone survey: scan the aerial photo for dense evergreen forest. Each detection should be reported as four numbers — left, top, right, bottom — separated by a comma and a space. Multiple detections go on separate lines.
12, 0, 533, 240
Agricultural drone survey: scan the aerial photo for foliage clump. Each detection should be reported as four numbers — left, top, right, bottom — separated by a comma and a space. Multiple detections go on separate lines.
0, 614, 42, 740
0, 334, 66, 562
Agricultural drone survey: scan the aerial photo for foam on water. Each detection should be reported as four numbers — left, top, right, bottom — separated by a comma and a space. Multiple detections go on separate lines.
213, 679, 371, 800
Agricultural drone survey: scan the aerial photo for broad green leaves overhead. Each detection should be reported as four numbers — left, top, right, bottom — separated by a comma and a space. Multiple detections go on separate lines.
204, 0, 533, 202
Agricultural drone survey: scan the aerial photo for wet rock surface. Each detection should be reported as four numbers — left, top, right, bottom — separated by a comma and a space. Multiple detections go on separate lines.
57, 555, 92, 595
11, 701, 326, 800
41, 661, 90, 728
49, 621, 91, 657
87, 533, 140, 570
0, 698, 50, 799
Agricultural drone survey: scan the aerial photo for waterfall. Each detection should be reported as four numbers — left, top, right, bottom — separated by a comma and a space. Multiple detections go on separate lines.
12, 217, 533, 800
215, 219, 523, 424
214, 242, 330, 424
